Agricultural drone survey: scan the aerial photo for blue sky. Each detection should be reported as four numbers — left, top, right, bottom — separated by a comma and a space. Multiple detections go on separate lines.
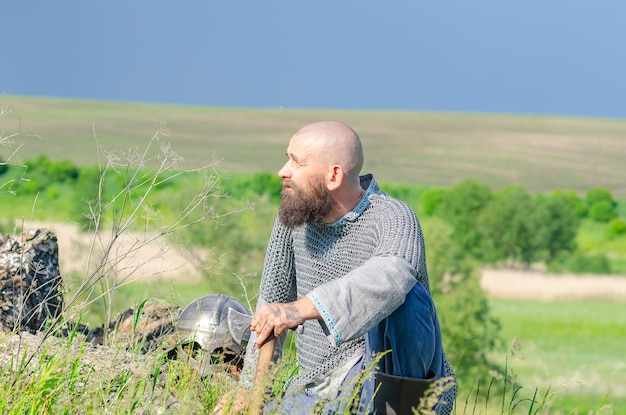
3, 1, 625, 118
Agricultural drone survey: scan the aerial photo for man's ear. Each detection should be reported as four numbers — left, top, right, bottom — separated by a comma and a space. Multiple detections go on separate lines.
326, 165, 343, 191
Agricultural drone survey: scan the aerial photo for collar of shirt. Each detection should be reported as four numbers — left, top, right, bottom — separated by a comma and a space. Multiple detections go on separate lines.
325, 174, 376, 228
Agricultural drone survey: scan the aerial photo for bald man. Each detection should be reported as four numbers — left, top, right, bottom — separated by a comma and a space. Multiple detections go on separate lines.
227, 121, 456, 414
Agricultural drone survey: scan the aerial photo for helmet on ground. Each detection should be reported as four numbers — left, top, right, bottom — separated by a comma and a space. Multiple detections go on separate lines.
174, 294, 251, 376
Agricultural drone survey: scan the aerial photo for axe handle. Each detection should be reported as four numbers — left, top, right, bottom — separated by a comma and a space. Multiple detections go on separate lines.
251, 337, 276, 415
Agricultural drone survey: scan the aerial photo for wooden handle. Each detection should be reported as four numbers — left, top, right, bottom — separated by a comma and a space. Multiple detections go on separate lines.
250, 338, 276, 415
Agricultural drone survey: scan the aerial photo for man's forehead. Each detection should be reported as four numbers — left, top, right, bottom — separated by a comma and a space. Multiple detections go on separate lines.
287, 136, 317, 161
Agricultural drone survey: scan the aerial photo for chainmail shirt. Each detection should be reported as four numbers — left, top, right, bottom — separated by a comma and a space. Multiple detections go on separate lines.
240, 174, 455, 411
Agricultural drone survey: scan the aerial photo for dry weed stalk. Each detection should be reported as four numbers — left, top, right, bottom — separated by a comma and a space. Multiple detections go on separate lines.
60, 123, 248, 343
0, 105, 28, 194
0, 122, 245, 355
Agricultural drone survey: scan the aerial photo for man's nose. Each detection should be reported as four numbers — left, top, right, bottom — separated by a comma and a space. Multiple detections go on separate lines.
278, 163, 290, 178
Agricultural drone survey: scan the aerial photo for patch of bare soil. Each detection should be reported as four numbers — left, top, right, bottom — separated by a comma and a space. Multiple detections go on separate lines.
15, 220, 203, 284
481, 268, 626, 302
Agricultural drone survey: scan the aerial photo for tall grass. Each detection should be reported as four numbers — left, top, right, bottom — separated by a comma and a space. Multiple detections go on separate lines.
0, 124, 250, 413
0, 330, 229, 414
1, 325, 616, 414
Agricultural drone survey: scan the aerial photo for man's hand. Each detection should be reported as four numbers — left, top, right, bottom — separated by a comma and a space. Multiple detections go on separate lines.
251, 297, 320, 347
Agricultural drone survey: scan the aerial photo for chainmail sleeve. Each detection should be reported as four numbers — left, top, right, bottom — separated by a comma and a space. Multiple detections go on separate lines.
238, 218, 297, 388
260, 218, 297, 304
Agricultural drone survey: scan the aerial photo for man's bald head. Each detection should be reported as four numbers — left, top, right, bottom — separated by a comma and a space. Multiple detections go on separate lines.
292, 121, 364, 180
279, 121, 365, 225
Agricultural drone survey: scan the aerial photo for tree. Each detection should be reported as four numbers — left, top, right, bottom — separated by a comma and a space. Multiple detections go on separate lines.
48, 159, 79, 182
437, 179, 493, 260
421, 187, 446, 216
551, 189, 587, 218
586, 188, 617, 222
229, 172, 282, 203
536, 191, 580, 262
425, 218, 501, 389
72, 166, 102, 230
478, 185, 543, 265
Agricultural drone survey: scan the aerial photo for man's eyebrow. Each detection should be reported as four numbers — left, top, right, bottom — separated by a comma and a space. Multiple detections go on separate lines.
288, 152, 306, 165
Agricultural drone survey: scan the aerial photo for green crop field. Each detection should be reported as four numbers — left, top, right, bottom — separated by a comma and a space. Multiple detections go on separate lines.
2, 95, 626, 197
488, 298, 626, 414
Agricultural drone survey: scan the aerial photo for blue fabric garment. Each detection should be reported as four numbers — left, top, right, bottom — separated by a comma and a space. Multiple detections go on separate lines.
359, 281, 445, 414
369, 281, 444, 379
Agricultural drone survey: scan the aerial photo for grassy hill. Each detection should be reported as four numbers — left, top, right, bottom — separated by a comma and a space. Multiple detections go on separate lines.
2, 95, 626, 197
2, 96, 624, 413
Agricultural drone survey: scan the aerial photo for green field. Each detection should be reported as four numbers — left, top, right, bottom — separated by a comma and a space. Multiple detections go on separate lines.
2, 95, 626, 197
488, 298, 625, 414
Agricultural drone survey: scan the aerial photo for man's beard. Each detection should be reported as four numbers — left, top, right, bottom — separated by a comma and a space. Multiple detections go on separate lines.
278, 176, 333, 228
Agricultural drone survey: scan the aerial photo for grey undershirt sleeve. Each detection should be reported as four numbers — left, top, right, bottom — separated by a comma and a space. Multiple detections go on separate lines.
307, 255, 417, 347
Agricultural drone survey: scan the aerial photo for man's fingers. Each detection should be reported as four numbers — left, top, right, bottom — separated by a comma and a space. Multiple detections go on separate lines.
255, 323, 281, 348
252, 302, 303, 342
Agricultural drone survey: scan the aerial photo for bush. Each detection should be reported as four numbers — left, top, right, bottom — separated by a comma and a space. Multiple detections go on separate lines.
551, 189, 587, 218
46, 185, 60, 199
585, 188, 617, 222
383, 183, 425, 211
589, 200, 617, 223
18, 179, 44, 194
24, 155, 52, 176
47, 159, 79, 182
421, 188, 445, 216
607, 218, 626, 236
424, 218, 502, 391
228, 172, 282, 203
585, 187, 615, 206
0, 156, 8, 177
71, 166, 102, 230
564, 251, 612, 274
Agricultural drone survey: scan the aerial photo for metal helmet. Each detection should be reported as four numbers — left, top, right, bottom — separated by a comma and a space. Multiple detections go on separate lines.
174, 294, 251, 376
